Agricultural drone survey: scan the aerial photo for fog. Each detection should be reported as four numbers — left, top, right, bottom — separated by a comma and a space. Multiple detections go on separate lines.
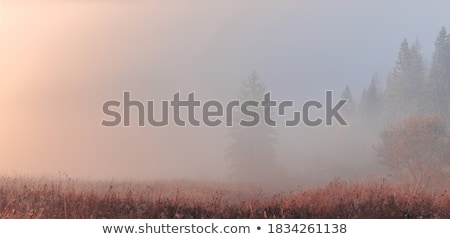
1, 0, 449, 185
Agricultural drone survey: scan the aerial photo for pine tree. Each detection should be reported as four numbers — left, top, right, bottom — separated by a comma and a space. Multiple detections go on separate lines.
409, 40, 427, 113
341, 85, 355, 118
383, 39, 409, 123
382, 38, 426, 124
224, 72, 280, 183
360, 73, 382, 123
427, 27, 450, 117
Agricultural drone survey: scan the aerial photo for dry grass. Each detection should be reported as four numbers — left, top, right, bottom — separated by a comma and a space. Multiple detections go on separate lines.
0, 175, 449, 219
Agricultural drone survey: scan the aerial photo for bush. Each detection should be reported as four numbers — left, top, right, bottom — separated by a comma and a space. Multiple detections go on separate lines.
374, 115, 450, 190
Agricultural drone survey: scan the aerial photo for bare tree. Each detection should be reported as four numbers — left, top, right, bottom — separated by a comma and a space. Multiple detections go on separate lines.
374, 115, 450, 189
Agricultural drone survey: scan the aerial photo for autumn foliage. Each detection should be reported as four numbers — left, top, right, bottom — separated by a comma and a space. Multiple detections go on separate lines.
375, 115, 450, 189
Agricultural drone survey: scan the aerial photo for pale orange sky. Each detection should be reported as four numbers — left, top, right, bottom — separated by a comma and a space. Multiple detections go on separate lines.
0, 1, 232, 179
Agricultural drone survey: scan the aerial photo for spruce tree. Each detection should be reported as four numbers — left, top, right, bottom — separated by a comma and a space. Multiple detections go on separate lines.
360, 73, 382, 123
427, 27, 450, 117
382, 38, 426, 124
341, 85, 355, 118
225, 72, 279, 183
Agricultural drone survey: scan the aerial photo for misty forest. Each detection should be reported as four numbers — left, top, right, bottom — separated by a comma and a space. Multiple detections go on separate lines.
1, 1, 450, 219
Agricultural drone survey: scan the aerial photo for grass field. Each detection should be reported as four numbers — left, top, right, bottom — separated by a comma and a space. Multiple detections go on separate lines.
1, 176, 449, 219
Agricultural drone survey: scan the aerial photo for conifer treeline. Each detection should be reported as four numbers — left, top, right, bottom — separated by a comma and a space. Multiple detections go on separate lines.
342, 27, 450, 126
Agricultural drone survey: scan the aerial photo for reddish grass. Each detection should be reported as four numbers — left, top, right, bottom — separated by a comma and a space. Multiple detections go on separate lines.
0, 176, 449, 219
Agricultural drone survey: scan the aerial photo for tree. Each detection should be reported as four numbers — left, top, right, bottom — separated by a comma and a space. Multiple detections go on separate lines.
225, 72, 282, 184
340, 85, 355, 118
374, 115, 450, 189
382, 39, 426, 124
408, 40, 427, 113
426, 27, 450, 117
359, 73, 382, 123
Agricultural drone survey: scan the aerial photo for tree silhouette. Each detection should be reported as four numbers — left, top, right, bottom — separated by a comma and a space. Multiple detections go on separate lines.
383, 39, 426, 123
426, 27, 450, 117
225, 72, 281, 184
360, 73, 382, 123
340, 85, 355, 118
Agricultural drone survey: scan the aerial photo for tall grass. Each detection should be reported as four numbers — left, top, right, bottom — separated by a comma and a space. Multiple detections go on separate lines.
0, 176, 449, 218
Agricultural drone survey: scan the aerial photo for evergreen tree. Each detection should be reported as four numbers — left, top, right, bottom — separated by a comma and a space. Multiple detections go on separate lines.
427, 27, 450, 117
360, 73, 382, 123
383, 39, 409, 123
382, 39, 426, 124
409, 40, 427, 113
225, 72, 280, 183
341, 85, 356, 118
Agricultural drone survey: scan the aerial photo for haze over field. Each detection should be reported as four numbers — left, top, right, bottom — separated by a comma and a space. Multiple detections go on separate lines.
1, 0, 449, 185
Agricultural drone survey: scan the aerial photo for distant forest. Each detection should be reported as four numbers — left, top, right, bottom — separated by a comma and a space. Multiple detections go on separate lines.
225, 27, 450, 189
341, 27, 450, 127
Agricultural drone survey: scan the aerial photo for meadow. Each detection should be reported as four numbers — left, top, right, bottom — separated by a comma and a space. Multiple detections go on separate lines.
1, 175, 449, 219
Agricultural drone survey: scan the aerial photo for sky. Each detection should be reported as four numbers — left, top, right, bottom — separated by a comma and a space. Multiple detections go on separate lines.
0, 0, 449, 181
